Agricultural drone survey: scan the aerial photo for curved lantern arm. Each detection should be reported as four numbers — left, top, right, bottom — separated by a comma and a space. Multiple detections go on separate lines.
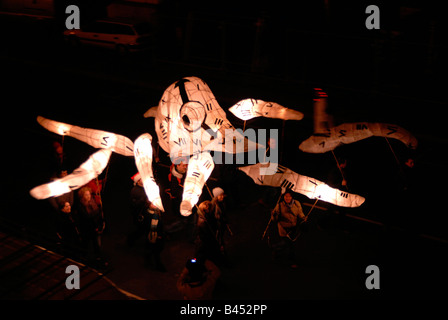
299, 122, 418, 154
134, 133, 164, 212
37, 116, 134, 156
180, 152, 215, 216
239, 162, 365, 208
229, 99, 304, 121
30, 149, 112, 200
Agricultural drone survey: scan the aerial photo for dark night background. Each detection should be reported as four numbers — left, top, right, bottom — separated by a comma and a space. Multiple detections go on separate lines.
0, 0, 447, 304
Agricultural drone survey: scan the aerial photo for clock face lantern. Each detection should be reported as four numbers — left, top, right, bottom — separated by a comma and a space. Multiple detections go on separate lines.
31, 77, 378, 218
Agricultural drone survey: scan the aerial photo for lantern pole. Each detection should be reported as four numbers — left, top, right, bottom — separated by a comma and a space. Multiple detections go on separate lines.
384, 137, 401, 167
60, 135, 65, 167
331, 150, 349, 191
261, 190, 284, 240
204, 182, 213, 199
302, 198, 319, 223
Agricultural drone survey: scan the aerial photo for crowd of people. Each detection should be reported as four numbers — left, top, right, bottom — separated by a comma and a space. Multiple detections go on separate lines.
48, 174, 106, 265
42, 141, 106, 267
48, 155, 309, 298
44, 140, 235, 298
126, 158, 230, 299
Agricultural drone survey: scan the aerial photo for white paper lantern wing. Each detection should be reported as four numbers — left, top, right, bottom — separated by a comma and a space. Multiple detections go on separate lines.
293, 176, 366, 208
205, 127, 261, 154
299, 122, 418, 153
180, 152, 215, 216
30, 149, 112, 200
134, 133, 164, 212
298, 134, 341, 153
369, 123, 418, 149
37, 115, 73, 135
229, 99, 303, 121
228, 99, 259, 121
143, 106, 158, 118
37, 116, 134, 156
237, 162, 266, 185
259, 101, 304, 121
238, 163, 365, 208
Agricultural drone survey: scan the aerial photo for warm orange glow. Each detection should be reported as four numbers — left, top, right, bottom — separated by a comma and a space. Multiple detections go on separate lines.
30, 180, 70, 199
48, 180, 70, 197
314, 183, 334, 200
180, 152, 214, 216
134, 133, 164, 211
56, 123, 71, 135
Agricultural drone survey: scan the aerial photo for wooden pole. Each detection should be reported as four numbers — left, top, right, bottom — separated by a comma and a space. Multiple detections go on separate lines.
331, 150, 349, 191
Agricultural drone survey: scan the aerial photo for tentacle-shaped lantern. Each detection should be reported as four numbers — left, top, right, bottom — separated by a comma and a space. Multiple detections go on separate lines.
30, 149, 112, 199
299, 122, 418, 153
133, 133, 164, 211
229, 98, 304, 121
37, 116, 134, 156
239, 162, 365, 208
180, 152, 215, 216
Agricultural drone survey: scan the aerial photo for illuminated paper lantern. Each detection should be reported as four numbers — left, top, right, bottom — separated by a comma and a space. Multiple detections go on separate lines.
37, 116, 134, 156
229, 98, 304, 121
143, 77, 262, 156
134, 133, 164, 212
299, 122, 418, 153
32, 77, 310, 219
180, 152, 215, 216
30, 149, 112, 199
239, 163, 365, 207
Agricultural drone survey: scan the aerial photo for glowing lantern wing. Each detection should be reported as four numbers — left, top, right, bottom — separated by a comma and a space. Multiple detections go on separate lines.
30, 149, 112, 200
239, 163, 365, 207
228, 99, 260, 121
370, 123, 418, 149
293, 176, 366, 208
143, 106, 159, 118
69, 126, 135, 156
203, 127, 261, 154
133, 133, 164, 212
229, 99, 303, 121
298, 134, 336, 153
37, 116, 134, 156
180, 152, 215, 216
299, 122, 418, 153
37, 115, 72, 135
257, 101, 304, 120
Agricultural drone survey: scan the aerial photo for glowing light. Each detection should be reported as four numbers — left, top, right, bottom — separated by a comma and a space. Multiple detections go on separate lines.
300, 122, 418, 153
30, 149, 112, 200
229, 99, 304, 121
134, 133, 164, 211
315, 183, 334, 200
37, 116, 134, 156
180, 152, 214, 216
30, 179, 70, 199
56, 123, 71, 135
239, 163, 365, 208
